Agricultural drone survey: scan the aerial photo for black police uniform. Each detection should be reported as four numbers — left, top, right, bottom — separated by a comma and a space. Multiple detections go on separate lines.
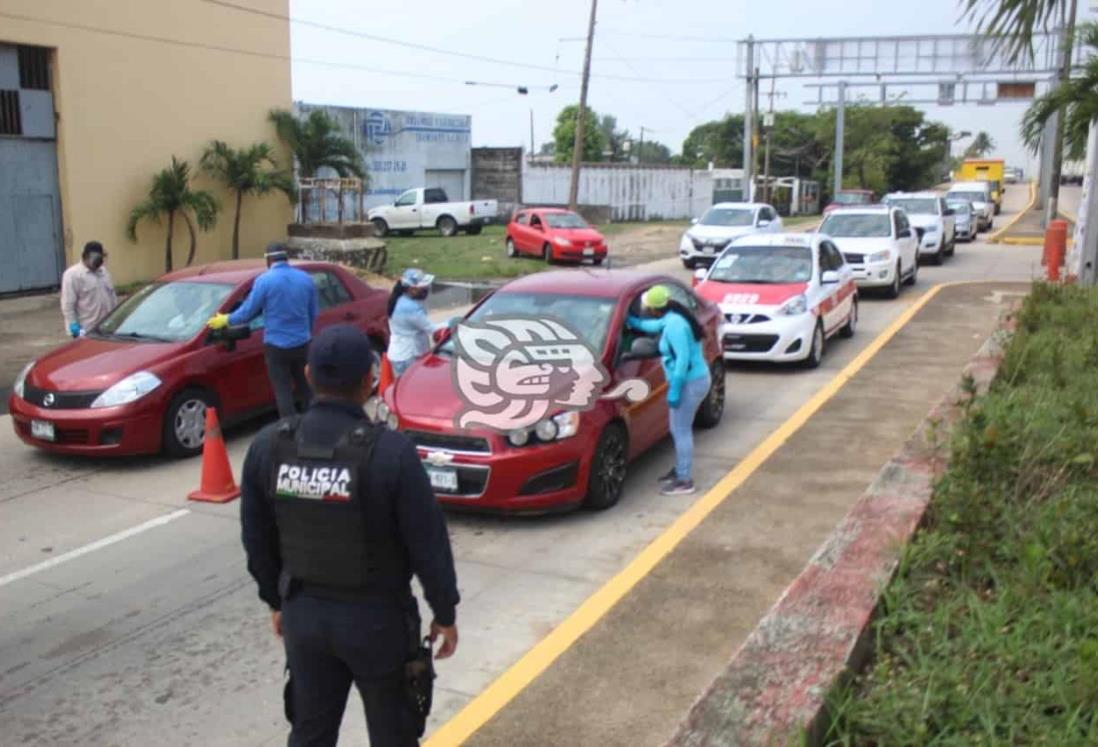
241, 398, 459, 747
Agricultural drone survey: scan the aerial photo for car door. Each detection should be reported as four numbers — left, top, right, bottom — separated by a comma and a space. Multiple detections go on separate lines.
939, 198, 955, 243
207, 283, 273, 417
895, 211, 917, 272
389, 190, 420, 229
818, 242, 850, 334
420, 188, 448, 229
309, 269, 357, 330
528, 213, 548, 255
613, 289, 670, 456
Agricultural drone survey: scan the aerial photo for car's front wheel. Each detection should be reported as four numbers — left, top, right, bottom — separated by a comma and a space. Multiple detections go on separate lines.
905, 256, 919, 286
694, 360, 726, 428
371, 218, 389, 238
583, 423, 628, 510
163, 388, 216, 458
840, 297, 858, 338
543, 243, 554, 264
884, 261, 902, 298
802, 321, 825, 369
506, 237, 517, 257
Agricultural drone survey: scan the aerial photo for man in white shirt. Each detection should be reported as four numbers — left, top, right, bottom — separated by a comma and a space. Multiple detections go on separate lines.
60, 241, 117, 337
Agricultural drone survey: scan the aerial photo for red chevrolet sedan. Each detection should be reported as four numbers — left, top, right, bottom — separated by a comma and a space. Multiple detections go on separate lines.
9, 260, 389, 457
505, 208, 608, 264
379, 270, 726, 512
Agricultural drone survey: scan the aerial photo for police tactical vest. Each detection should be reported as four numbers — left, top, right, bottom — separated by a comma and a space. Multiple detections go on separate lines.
269, 418, 408, 595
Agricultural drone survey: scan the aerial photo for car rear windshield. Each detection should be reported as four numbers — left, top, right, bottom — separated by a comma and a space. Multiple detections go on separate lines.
888, 198, 937, 215
820, 213, 891, 238
948, 191, 986, 203
708, 245, 813, 284
544, 212, 589, 229
439, 292, 617, 355
832, 192, 872, 205
947, 201, 973, 214
699, 207, 754, 227
95, 281, 234, 342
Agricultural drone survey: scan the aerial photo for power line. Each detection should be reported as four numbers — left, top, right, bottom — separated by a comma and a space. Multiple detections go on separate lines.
200, 0, 727, 84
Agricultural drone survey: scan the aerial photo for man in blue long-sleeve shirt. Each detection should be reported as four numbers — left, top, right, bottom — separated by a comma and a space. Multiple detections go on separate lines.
241, 325, 460, 746
208, 244, 319, 418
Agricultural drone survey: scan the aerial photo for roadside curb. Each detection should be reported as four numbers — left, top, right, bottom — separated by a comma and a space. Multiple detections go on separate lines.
988, 181, 1036, 243
664, 306, 1016, 747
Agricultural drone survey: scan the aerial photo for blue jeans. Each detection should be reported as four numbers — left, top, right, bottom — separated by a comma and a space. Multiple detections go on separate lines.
391, 358, 414, 377
669, 373, 711, 481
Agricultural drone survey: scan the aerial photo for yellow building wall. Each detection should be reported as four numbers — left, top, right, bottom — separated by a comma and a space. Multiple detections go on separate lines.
0, 0, 293, 285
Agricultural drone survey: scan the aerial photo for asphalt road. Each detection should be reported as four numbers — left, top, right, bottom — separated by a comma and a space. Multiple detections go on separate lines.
0, 184, 1046, 746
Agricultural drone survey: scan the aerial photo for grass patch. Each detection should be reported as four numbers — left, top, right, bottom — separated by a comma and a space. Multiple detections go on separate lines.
784, 214, 822, 230
823, 283, 1098, 746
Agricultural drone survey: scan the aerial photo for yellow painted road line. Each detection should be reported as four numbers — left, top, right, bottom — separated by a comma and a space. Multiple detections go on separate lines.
425, 283, 949, 747
988, 181, 1037, 243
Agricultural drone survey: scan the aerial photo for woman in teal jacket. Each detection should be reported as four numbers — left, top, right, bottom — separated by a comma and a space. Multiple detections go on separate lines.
627, 284, 711, 495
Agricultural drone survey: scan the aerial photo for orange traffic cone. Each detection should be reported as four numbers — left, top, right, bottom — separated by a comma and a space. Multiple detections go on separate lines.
187, 407, 241, 503
378, 353, 395, 394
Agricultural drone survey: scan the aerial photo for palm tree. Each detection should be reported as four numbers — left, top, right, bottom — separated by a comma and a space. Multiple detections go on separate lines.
127, 157, 219, 272
1023, 23, 1098, 159
201, 141, 297, 259
268, 109, 365, 223
963, 131, 997, 158
961, 0, 1070, 62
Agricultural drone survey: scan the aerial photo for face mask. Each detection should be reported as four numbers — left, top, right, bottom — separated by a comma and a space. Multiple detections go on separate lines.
89, 254, 104, 270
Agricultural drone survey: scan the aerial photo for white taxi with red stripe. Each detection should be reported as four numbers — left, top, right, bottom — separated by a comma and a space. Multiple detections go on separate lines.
692, 233, 858, 367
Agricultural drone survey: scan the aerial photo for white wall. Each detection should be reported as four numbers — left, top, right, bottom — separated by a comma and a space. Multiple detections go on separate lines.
522, 164, 713, 221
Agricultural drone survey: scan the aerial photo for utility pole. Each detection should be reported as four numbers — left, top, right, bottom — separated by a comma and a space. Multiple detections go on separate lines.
1046, 0, 1079, 225
530, 109, 535, 158
1074, 118, 1098, 284
833, 80, 846, 197
569, 0, 598, 211
638, 126, 646, 164
743, 36, 754, 202
753, 67, 761, 190
762, 76, 779, 203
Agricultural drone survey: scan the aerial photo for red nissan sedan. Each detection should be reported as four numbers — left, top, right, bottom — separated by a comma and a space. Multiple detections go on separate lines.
505, 208, 608, 264
378, 270, 726, 513
9, 260, 389, 457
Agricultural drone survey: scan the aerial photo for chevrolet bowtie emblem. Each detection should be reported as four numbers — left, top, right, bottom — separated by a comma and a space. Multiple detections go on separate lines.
424, 451, 455, 467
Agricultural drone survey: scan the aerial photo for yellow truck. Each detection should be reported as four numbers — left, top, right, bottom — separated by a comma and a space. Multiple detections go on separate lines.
956, 159, 1005, 214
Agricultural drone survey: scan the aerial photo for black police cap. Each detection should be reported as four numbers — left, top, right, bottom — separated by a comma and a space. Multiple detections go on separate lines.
308, 325, 376, 389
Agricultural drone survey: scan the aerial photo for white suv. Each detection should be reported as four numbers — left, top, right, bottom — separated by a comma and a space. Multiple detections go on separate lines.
679, 202, 783, 269
883, 192, 956, 264
819, 206, 919, 298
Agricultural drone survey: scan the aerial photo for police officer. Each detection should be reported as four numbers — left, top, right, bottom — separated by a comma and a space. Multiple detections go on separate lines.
241, 324, 460, 747
208, 244, 319, 418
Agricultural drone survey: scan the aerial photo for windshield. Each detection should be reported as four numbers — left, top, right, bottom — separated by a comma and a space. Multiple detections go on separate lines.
820, 213, 891, 238
95, 281, 234, 342
699, 207, 754, 227
947, 201, 973, 215
439, 292, 618, 355
832, 192, 872, 205
888, 198, 937, 215
544, 212, 589, 229
708, 245, 813, 284
948, 191, 986, 203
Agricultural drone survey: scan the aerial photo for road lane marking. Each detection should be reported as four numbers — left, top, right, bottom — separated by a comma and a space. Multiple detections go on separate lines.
425, 283, 949, 746
988, 181, 1036, 243
0, 508, 191, 588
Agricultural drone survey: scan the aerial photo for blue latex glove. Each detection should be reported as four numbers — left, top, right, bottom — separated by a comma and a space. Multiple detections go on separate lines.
69, 322, 82, 338
668, 394, 681, 409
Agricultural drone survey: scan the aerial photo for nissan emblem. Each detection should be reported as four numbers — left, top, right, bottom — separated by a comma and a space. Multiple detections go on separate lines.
43, 393, 55, 407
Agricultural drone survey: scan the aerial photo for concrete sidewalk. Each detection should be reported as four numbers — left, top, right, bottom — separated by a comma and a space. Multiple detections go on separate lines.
453, 282, 1026, 747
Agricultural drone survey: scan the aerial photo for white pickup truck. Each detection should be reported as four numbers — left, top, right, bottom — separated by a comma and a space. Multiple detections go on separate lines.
368, 187, 498, 238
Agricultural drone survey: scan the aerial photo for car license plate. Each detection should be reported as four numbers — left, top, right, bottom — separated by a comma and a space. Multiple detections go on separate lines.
427, 468, 458, 492
703, 245, 715, 254
583, 247, 594, 256
31, 420, 55, 442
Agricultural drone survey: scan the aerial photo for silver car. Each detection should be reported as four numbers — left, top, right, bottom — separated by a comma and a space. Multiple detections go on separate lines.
947, 200, 976, 241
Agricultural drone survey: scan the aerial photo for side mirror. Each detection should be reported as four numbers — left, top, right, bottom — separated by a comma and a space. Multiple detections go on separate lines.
898, 228, 912, 238
690, 218, 698, 225
207, 324, 252, 350
433, 327, 451, 344
623, 336, 660, 361
757, 219, 771, 228
692, 267, 707, 287
821, 270, 840, 284
944, 208, 955, 216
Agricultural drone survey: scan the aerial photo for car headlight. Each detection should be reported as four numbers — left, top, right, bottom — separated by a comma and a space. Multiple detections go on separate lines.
777, 294, 808, 316
555, 237, 573, 247
866, 250, 891, 263
535, 418, 559, 441
90, 371, 162, 409
13, 362, 33, 400
550, 411, 580, 439
924, 225, 939, 234
507, 411, 581, 447
680, 234, 694, 251
507, 428, 530, 447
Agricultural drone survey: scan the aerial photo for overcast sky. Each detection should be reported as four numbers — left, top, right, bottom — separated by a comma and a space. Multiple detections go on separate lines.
288, 0, 1094, 174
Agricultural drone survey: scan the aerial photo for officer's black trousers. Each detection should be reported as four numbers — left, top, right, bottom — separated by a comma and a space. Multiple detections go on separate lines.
282, 593, 419, 747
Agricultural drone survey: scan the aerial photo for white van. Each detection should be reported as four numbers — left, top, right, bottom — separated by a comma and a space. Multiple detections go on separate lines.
946, 181, 995, 232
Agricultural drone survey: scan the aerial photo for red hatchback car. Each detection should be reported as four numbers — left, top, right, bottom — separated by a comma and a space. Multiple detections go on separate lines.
506, 208, 608, 264
379, 270, 726, 513
9, 260, 389, 457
